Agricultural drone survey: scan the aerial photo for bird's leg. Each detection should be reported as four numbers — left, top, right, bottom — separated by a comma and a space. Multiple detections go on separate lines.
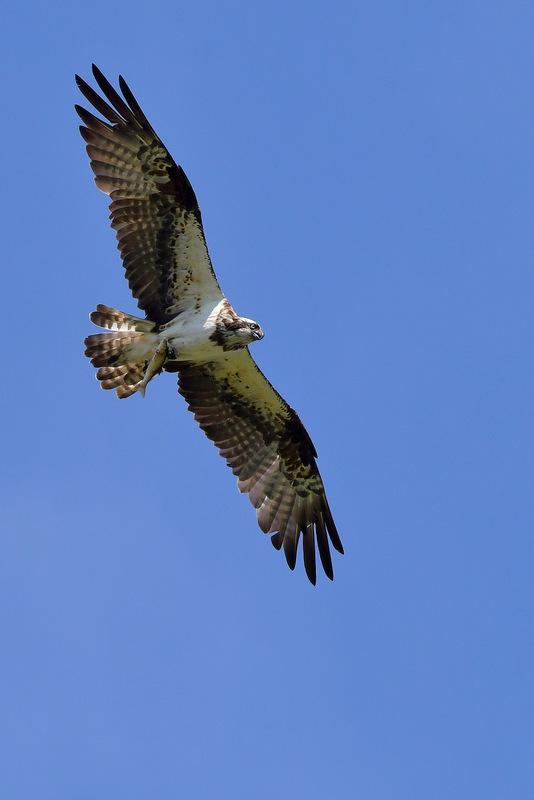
138, 339, 168, 397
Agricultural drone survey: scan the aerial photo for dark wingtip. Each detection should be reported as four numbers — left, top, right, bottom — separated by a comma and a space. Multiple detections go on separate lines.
324, 565, 335, 581
91, 64, 112, 95
75, 73, 94, 99
118, 75, 130, 94
302, 527, 317, 585
305, 558, 317, 584
324, 501, 344, 554
270, 531, 284, 551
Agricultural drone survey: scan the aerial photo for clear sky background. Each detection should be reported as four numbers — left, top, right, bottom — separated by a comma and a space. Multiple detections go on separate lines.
1, 1, 532, 798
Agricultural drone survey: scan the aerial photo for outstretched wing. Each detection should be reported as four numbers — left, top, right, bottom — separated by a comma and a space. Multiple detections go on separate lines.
175, 349, 343, 584
75, 65, 224, 324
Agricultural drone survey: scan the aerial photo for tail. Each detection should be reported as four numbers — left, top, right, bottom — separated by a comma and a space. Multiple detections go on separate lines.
84, 305, 159, 398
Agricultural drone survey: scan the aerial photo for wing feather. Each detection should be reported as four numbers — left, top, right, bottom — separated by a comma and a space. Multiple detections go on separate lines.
76, 65, 224, 323
176, 349, 343, 583
78, 67, 343, 583
302, 527, 317, 585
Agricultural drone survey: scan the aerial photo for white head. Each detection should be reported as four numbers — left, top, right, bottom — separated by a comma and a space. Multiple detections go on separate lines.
211, 309, 264, 351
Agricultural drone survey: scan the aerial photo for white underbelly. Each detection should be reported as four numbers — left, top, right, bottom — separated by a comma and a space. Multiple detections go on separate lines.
158, 300, 224, 361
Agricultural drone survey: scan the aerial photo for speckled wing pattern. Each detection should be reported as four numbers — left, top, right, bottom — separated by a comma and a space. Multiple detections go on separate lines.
176, 349, 344, 584
75, 65, 224, 323
78, 67, 343, 583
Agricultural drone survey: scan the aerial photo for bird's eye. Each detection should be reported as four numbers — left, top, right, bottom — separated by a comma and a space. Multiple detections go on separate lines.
250, 323, 259, 330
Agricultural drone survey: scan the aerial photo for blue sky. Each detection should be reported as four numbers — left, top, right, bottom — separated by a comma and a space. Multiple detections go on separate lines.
1, 1, 533, 797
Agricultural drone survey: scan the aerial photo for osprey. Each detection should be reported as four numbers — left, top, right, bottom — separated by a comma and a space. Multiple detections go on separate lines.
77, 66, 343, 584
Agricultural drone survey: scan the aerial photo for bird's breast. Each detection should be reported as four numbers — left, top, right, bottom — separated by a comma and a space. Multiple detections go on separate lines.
159, 300, 226, 361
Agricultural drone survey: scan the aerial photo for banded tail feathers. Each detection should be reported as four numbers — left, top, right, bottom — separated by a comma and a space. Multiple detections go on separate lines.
84, 305, 162, 398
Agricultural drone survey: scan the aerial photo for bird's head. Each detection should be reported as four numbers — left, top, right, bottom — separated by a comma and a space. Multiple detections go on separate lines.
238, 317, 265, 344
212, 312, 264, 350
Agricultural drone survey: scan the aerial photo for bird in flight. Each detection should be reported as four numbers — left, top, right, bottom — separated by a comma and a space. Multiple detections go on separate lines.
76, 65, 343, 584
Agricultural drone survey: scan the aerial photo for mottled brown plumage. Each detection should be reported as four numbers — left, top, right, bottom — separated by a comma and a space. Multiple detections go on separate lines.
78, 65, 343, 583
176, 352, 343, 582
76, 67, 221, 323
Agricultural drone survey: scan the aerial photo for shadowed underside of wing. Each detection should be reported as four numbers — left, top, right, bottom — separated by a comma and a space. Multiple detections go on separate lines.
75, 65, 224, 323
175, 349, 344, 584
